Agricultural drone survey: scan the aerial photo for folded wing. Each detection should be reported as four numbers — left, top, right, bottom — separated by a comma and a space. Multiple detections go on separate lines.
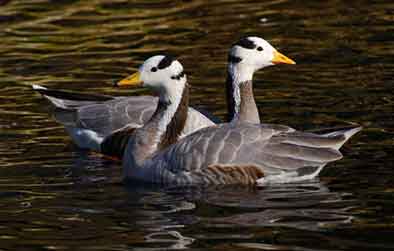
151, 122, 360, 184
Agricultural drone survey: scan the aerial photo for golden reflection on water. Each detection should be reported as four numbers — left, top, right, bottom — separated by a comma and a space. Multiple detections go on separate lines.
0, 0, 393, 250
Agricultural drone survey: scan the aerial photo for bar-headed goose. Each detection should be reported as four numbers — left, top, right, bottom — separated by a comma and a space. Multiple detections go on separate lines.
32, 55, 216, 158
119, 55, 361, 186
224, 36, 361, 146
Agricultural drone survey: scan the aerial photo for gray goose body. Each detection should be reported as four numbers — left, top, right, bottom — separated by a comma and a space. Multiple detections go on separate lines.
126, 121, 360, 185
121, 55, 361, 186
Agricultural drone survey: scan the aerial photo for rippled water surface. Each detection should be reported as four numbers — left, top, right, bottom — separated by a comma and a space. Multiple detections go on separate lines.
0, 0, 393, 250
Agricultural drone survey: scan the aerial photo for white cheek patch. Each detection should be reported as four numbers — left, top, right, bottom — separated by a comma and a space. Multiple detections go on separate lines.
227, 37, 279, 83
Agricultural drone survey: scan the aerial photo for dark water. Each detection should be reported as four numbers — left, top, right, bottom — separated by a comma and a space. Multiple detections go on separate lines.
0, 0, 393, 250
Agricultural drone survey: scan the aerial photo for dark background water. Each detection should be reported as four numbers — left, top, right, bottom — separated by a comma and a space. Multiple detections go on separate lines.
0, 0, 393, 250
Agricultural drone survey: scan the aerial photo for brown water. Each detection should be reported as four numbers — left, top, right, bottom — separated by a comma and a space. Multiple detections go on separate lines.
0, 0, 393, 250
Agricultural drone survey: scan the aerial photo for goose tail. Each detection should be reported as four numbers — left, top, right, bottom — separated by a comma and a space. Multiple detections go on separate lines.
33, 84, 105, 151
256, 125, 362, 185
32, 84, 114, 110
320, 125, 362, 150
65, 127, 103, 152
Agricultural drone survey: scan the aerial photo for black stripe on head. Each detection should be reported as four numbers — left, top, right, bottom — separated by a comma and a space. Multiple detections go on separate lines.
171, 71, 185, 80
233, 37, 256, 49
228, 55, 242, 64
157, 55, 175, 70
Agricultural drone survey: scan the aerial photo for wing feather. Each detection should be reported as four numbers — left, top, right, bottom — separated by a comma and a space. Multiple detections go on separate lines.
75, 96, 156, 136
154, 122, 345, 182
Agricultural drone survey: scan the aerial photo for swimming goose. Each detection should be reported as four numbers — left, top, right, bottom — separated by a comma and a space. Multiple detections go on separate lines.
32, 55, 216, 158
225, 37, 361, 142
118, 55, 361, 186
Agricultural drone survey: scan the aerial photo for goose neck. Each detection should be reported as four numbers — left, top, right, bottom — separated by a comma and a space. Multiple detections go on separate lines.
125, 83, 189, 168
226, 64, 260, 123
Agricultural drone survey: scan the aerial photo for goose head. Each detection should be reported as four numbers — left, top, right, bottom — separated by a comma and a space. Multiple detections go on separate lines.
228, 36, 295, 82
117, 55, 186, 104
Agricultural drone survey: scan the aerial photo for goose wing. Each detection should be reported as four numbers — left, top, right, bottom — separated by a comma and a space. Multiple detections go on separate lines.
32, 84, 114, 109
33, 84, 157, 136
150, 123, 348, 184
70, 96, 156, 136
259, 122, 295, 133
33, 85, 217, 139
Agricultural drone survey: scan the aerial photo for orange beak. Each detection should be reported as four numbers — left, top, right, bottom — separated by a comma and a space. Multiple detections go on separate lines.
116, 72, 143, 87
271, 51, 296, 65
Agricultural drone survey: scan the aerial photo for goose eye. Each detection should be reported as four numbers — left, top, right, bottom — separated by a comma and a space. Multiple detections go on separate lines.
151, 67, 157, 72
257, 46, 263, 51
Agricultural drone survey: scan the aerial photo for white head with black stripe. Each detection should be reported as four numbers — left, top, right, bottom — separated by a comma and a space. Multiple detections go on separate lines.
228, 36, 296, 83
117, 55, 186, 104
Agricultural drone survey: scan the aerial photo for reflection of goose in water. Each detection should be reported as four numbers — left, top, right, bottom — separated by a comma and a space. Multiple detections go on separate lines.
53, 171, 354, 250
120, 184, 197, 250
116, 55, 361, 185
144, 231, 195, 250
179, 180, 355, 232
115, 179, 355, 250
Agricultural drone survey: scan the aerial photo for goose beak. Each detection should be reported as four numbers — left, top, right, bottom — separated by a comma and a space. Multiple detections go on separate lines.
271, 51, 296, 65
116, 72, 143, 87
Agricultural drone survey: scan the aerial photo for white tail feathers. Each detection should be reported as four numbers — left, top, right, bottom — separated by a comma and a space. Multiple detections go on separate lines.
32, 83, 113, 110
32, 84, 70, 109
65, 127, 103, 152
257, 165, 325, 185
32, 84, 47, 91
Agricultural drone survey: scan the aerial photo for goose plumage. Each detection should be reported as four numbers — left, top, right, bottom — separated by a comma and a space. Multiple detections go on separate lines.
119, 55, 361, 186
33, 36, 361, 167
32, 56, 216, 157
